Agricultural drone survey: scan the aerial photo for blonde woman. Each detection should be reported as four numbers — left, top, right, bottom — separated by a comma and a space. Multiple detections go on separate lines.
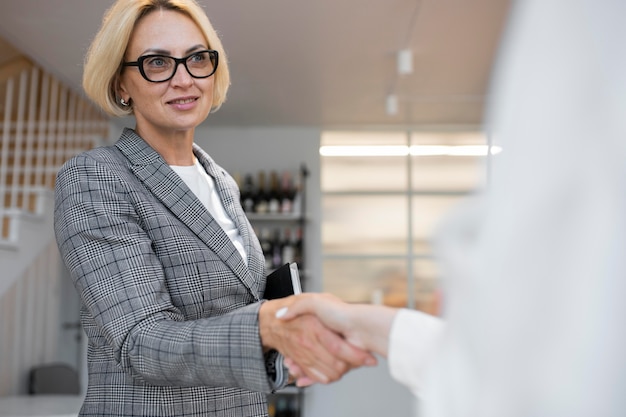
54, 1, 374, 416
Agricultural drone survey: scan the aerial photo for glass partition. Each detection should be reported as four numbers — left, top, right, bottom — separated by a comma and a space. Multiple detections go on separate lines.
321, 129, 487, 313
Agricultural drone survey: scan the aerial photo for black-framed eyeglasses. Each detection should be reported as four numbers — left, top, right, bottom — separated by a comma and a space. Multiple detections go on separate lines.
123, 50, 218, 83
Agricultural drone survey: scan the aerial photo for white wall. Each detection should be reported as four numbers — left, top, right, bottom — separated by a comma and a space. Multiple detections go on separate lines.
0, 190, 84, 395
0, 241, 82, 396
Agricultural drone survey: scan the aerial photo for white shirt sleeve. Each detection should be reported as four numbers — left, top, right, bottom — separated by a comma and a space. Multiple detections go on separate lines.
388, 309, 445, 398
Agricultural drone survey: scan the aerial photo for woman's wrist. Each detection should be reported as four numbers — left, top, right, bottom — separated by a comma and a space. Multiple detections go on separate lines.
258, 299, 283, 352
351, 304, 398, 357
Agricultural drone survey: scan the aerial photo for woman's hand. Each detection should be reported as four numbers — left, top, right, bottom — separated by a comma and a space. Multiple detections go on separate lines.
259, 296, 377, 385
273, 293, 400, 386
276, 293, 399, 356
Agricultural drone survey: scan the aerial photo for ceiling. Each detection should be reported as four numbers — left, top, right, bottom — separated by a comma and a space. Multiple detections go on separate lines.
0, 0, 511, 128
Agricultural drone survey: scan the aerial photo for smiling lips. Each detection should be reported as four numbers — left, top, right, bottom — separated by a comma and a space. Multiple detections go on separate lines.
168, 97, 197, 105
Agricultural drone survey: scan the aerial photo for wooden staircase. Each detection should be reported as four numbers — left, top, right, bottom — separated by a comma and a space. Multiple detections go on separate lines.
0, 45, 109, 287
0, 57, 108, 245
0, 41, 108, 395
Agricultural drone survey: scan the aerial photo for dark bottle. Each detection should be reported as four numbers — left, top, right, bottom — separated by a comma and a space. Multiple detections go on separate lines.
286, 395, 299, 417
293, 227, 303, 268
259, 227, 273, 271
280, 170, 294, 214
271, 228, 283, 269
255, 171, 269, 214
268, 170, 281, 214
275, 396, 288, 417
281, 227, 295, 265
291, 172, 302, 216
241, 173, 256, 213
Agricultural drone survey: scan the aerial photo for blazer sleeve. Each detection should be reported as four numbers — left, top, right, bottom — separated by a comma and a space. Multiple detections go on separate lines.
54, 152, 274, 393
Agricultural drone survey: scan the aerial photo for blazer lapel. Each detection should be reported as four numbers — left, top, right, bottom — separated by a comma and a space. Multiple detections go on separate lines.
193, 145, 265, 296
193, 145, 264, 276
115, 128, 260, 299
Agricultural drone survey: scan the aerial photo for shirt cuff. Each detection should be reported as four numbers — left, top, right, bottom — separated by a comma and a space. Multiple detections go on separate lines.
388, 308, 445, 396
264, 349, 289, 392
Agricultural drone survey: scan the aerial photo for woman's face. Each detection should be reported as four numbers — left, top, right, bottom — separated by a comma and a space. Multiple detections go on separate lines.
119, 9, 214, 136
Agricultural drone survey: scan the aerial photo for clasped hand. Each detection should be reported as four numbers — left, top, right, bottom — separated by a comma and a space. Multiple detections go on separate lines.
259, 294, 378, 387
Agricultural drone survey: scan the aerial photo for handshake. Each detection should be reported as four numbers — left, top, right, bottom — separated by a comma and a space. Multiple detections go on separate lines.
258, 293, 399, 387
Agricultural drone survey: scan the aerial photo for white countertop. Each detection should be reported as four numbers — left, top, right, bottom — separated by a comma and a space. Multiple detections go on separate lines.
0, 395, 82, 417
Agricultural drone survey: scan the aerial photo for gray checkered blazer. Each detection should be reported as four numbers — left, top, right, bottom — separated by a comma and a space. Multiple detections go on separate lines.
54, 128, 281, 417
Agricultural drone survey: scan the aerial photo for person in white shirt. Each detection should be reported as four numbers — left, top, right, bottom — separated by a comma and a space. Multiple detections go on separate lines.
277, 1, 626, 416
54, 2, 374, 416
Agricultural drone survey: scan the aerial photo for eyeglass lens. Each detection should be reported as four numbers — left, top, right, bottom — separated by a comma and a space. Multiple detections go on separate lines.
142, 51, 216, 82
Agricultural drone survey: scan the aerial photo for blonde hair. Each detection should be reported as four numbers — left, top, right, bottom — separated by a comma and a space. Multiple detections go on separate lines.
83, 0, 230, 117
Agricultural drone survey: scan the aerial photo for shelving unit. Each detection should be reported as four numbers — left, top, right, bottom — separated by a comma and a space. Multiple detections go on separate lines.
241, 164, 309, 417
244, 164, 308, 280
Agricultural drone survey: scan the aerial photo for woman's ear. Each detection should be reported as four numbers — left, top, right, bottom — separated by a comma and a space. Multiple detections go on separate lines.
115, 76, 130, 106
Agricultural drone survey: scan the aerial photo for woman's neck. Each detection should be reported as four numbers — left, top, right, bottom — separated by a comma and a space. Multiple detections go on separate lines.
135, 125, 196, 166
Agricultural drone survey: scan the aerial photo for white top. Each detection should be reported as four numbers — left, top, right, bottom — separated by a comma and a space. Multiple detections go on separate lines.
171, 161, 247, 264
388, 1, 626, 416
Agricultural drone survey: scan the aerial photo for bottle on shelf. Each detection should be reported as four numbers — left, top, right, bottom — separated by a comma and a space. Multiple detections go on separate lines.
291, 171, 302, 216
286, 395, 299, 417
268, 170, 281, 214
274, 396, 289, 417
258, 227, 273, 271
240, 173, 256, 213
271, 228, 283, 269
280, 170, 294, 214
293, 227, 303, 268
281, 227, 295, 265
255, 171, 269, 214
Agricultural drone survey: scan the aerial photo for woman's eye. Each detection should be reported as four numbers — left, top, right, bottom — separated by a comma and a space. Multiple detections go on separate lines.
189, 53, 206, 63
146, 57, 168, 67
